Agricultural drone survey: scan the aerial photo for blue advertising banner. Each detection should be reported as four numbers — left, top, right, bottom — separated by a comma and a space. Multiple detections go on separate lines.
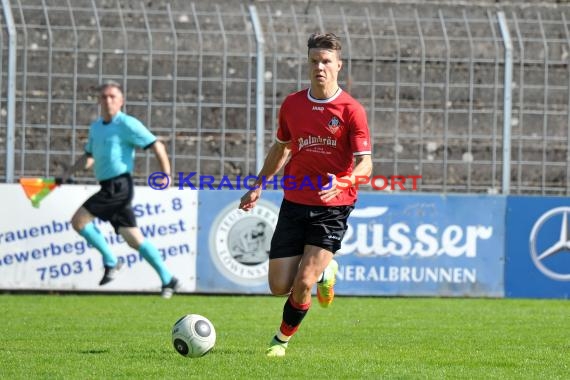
335, 193, 506, 297
198, 190, 506, 297
505, 196, 570, 299
196, 190, 283, 293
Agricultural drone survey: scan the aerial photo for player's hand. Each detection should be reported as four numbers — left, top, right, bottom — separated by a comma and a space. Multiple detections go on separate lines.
318, 173, 343, 202
55, 176, 75, 185
239, 186, 261, 211
159, 174, 172, 188
152, 173, 172, 189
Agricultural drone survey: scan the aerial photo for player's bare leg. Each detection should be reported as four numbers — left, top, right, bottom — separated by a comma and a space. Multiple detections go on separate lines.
266, 247, 333, 357
118, 226, 179, 298
72, 207, 122, 285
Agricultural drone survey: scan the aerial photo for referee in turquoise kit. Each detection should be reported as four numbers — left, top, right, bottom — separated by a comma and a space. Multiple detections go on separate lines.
63, 80, 179, 298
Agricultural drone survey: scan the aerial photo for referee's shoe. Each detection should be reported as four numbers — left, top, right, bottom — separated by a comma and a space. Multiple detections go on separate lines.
99, 262, 124, 286
161, 277, 180, 299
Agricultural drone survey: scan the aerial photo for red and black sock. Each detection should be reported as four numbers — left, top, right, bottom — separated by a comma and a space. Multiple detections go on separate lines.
275, 295, 311, 342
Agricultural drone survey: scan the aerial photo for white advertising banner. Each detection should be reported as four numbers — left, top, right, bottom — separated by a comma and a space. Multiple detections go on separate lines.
0, 184, 198, 293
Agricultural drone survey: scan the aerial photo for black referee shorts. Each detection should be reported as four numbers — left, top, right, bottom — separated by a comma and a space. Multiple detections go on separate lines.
269, 198, 355, 259
83, 173, 137, 233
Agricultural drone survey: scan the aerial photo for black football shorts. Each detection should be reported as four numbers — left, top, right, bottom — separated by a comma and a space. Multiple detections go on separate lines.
83, 173, 137, 233
269, 198, 354, 259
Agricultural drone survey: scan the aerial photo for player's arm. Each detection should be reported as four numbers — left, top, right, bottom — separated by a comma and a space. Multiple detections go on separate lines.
150, 140, 172, 186
319, 154, 372, 201
338, 154, 372, 187
126, 115, 171, 182
59, 153, 93, 184
320, 101, 372, 200
239, 141, 291, 211
254, 140, 291, 183
85, 156, 94, 169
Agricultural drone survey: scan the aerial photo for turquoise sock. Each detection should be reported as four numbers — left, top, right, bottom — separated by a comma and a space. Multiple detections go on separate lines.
79, 223, 117, 267
139, 240, 172, 285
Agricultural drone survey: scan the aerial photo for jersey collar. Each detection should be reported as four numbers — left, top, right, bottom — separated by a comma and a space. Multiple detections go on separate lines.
101, 111, 123, 125
307, 87, 342, 103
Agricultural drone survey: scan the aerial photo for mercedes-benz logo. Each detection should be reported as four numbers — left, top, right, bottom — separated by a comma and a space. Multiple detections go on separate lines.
529, 206, 570, 281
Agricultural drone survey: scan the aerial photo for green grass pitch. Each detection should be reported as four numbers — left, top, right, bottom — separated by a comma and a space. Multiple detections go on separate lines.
1, 294, 568, 379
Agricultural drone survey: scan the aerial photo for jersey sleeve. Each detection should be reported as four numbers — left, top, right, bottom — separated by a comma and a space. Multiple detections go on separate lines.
123, 115, 157, 149
276, 97, 291, 143
350, 103, 372, 156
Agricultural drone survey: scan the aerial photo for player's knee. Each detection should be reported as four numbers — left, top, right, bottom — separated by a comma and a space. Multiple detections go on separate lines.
126, 240, 139, 250
71, 221, 81, 233
71, 207, 93, 232
71, 215, 86, 232
268, 280, 291, 296
294, 277, 314, 294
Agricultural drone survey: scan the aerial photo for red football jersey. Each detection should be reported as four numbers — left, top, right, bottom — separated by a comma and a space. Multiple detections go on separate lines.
276, 88, 371, 206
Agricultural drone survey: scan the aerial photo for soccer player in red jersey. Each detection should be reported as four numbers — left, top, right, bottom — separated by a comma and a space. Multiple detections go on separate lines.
239, 32, 372, 357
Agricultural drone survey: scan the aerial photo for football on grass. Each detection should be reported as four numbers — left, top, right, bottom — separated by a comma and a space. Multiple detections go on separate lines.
172, 314, 216, 358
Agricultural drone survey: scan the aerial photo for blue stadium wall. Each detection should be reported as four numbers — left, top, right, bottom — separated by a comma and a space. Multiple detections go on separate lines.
198, 190, 569, 299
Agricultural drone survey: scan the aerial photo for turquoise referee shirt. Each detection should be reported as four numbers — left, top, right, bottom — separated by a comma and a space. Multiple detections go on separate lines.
85, 111, 157, 181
